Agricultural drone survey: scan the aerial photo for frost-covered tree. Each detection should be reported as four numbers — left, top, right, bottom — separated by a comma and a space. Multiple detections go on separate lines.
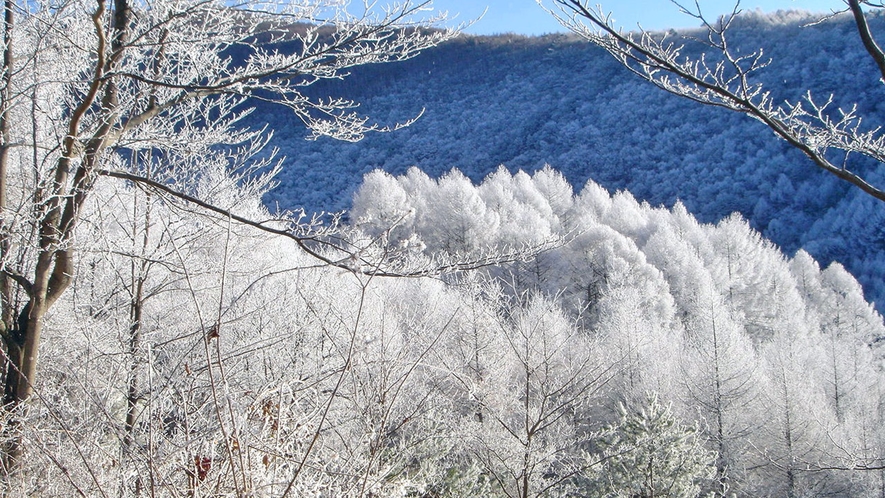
756, 325, 832, 497
0, 0, 456, 470
592, 393, 716, 498
448, 292, 613, 498
680, 285, 760, 496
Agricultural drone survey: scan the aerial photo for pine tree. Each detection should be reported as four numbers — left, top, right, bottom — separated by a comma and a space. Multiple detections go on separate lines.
593, 393, 716, 498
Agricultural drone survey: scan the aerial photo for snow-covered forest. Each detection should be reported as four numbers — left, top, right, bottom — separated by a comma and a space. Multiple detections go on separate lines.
27, 165, 885, 496
0, 0, 883, 496
255, 9, 885, 313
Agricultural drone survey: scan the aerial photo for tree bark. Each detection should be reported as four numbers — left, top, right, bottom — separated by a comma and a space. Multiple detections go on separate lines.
1, 0, 129, 470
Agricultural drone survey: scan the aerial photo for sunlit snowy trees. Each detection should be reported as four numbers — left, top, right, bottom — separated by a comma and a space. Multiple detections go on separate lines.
1, 0, 883, 493
352, 165, 885, 496
0, 146, 880, 495
452, 293, 611, 498
0, 0, 469, 490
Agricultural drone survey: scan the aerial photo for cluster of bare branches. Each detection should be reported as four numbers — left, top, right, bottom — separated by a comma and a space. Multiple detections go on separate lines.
0, 0, 464, 474
540, 0, 885, 202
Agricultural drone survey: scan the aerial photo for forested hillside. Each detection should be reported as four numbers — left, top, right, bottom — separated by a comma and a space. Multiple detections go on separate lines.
3, 0, 885, 495
26, 166, 885, 496
253, 9, 885, 310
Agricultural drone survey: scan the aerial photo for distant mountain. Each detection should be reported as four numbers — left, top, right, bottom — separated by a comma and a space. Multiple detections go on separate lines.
245, 9, 885, 310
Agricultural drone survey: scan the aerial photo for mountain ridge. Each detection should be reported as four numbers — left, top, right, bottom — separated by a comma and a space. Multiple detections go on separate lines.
246, 9, 885, 309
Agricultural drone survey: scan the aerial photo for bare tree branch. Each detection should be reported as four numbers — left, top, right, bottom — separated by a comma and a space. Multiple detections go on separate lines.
97, 169, 549, 279
542, 0, 885, 203
849, 0, 885, 82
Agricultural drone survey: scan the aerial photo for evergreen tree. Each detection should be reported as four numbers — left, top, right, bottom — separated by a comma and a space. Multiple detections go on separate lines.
593, 394, 716, 498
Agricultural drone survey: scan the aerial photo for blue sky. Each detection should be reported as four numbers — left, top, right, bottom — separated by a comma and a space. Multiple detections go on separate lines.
428, 0, 846, 35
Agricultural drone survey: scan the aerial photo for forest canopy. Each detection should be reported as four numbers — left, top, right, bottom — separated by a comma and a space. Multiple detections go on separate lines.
12, 161, 885, 496
253, 9, 885, 312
